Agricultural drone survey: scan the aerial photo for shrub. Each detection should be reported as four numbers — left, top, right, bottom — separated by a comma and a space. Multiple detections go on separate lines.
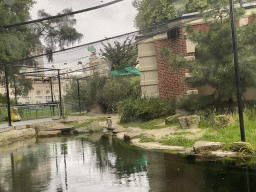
244, 106, 256, 121
0, 108, 8, 122
177, 94, 236, 113
119, 97, 175, 123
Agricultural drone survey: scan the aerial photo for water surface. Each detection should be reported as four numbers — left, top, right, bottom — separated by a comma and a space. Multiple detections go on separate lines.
0, 134, 255, 192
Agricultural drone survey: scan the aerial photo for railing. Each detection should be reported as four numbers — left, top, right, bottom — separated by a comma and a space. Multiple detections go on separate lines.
0, 102, 60, 122
64, 101, 87, 114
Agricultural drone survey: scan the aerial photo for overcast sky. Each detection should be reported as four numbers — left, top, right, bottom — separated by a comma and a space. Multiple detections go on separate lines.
29, 0, 138, 74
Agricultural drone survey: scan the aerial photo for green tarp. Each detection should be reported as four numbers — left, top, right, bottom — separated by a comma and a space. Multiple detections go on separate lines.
110, 66, 140, 76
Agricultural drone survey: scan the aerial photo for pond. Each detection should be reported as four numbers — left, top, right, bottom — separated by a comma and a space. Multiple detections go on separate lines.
0, 134, 256, 192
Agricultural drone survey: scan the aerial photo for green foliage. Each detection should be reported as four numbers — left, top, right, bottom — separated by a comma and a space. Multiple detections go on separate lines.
159, 46, 172, 58
64, 74, 141, 113
132, 0, 218, 30
36, 8, 83, 62
171, 131, 194, 136
120, 118, 171, 129
0, 93, 15, 105
140, 138, 155, 143
180, 6, 256, 102
100, 37, 138, 70
185, 0, 209, 13
132, 0, 177, 29
160, 136, 195, 148
65, 73, 107, 112
244, 106, 256, 121
0, 1, 83, 96
119, 97, 176, 123
177, 93, 238, 113
0, 0, 37, 62
0, 108, 8, 122
100, 76, 141, 112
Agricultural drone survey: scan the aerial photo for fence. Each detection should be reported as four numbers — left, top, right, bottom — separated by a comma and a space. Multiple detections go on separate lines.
0, 102, 60, 123
64, 101, 87, 114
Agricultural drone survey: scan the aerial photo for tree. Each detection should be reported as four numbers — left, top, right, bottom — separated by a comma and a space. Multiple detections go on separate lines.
0, 0, 39, 62
64, 74, 141, 113
100, 37, 138, 70
163, 1, 256, 109
132, 0, 212, 29
35, 8, 83, 62
132, 0, 177, 29
0, 0, 83, 97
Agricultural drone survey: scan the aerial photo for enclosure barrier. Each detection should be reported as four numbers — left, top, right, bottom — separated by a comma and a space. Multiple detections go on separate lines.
0, 102, 60, 123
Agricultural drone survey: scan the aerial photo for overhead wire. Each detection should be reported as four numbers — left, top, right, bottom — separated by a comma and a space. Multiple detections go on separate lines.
0, 0, 123, 29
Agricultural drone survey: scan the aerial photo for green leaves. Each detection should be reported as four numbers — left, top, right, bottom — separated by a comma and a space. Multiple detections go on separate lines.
100, 37, 138, 70
133, 0, 177, 29
36, 8, 83, 62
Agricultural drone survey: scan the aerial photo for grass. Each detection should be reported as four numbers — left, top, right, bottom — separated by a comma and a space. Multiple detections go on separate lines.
68, 112, 88, 116
20, 107, 59, 119
140, 138, 155, 143
119, 118, 178, 130
74, 117, 107, 129
160, 136, 195, 148
0, 121, 7, 124
171, 131, 195, 136
198, 115, 256, 150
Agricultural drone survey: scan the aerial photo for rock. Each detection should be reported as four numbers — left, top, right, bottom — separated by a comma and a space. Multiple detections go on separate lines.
124, 132, 141, 141
86, 121, 103, 133
37, 130, 61, 138
193, 141, 224, 154
0, 128, 36, 147
178, 115, 200, 129
213, 115, 236, 128
233, 142, 250, 152
26, 124, 35, 128
165, 114, 181, 125
113, 126, 126, 133
76, 126, 90, 134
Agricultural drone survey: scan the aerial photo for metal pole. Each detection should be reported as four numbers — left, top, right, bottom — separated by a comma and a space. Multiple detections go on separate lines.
4, 64, 11, 126
77, 79, 81, 113
13, 76, 17, 105
57, 70, 63, 117
229, 0, 245, 141
50, 77, 55, 116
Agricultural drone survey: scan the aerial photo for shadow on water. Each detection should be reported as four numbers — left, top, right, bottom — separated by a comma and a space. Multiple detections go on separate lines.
0, 134, 256, 191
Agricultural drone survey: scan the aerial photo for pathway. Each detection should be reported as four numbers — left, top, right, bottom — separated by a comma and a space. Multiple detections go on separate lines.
0, 117, 60, 133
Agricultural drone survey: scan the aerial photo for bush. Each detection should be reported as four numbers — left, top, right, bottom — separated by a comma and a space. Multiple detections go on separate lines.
0, 108, 8, 122
177, 94, 236, 113
244, 105, 256, 121
65, 74, 141, 114
119, 97, 176, 123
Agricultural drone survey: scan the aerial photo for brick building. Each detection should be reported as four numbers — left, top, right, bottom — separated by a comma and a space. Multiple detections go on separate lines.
137, 4, 256, 101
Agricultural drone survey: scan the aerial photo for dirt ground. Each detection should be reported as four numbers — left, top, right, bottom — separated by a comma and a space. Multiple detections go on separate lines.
47, 114, 205, 151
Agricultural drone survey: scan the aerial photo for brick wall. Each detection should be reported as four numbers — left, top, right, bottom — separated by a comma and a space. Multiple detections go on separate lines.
155, 23, 210, 100
155, 28, 191, 100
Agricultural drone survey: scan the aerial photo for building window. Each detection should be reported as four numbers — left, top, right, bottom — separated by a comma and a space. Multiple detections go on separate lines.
37, 91, 41, 95
46, 90, 50, 94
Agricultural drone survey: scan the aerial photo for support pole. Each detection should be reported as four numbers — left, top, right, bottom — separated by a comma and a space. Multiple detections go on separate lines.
50, 77, 55, 116
4, 64, 11, 126
77, 79, 81, 113
57, 70, 63, 117
13, 76, 17, 105
229, 0, 245, 141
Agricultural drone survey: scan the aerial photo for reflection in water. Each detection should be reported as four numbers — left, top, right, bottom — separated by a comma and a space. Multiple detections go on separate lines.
0, 135, 256, 191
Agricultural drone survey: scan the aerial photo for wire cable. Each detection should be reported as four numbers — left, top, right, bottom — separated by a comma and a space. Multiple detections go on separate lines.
0, 0, 123, 29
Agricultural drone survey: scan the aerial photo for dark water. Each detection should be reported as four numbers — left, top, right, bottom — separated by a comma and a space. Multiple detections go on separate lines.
0, 134, 256, 192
